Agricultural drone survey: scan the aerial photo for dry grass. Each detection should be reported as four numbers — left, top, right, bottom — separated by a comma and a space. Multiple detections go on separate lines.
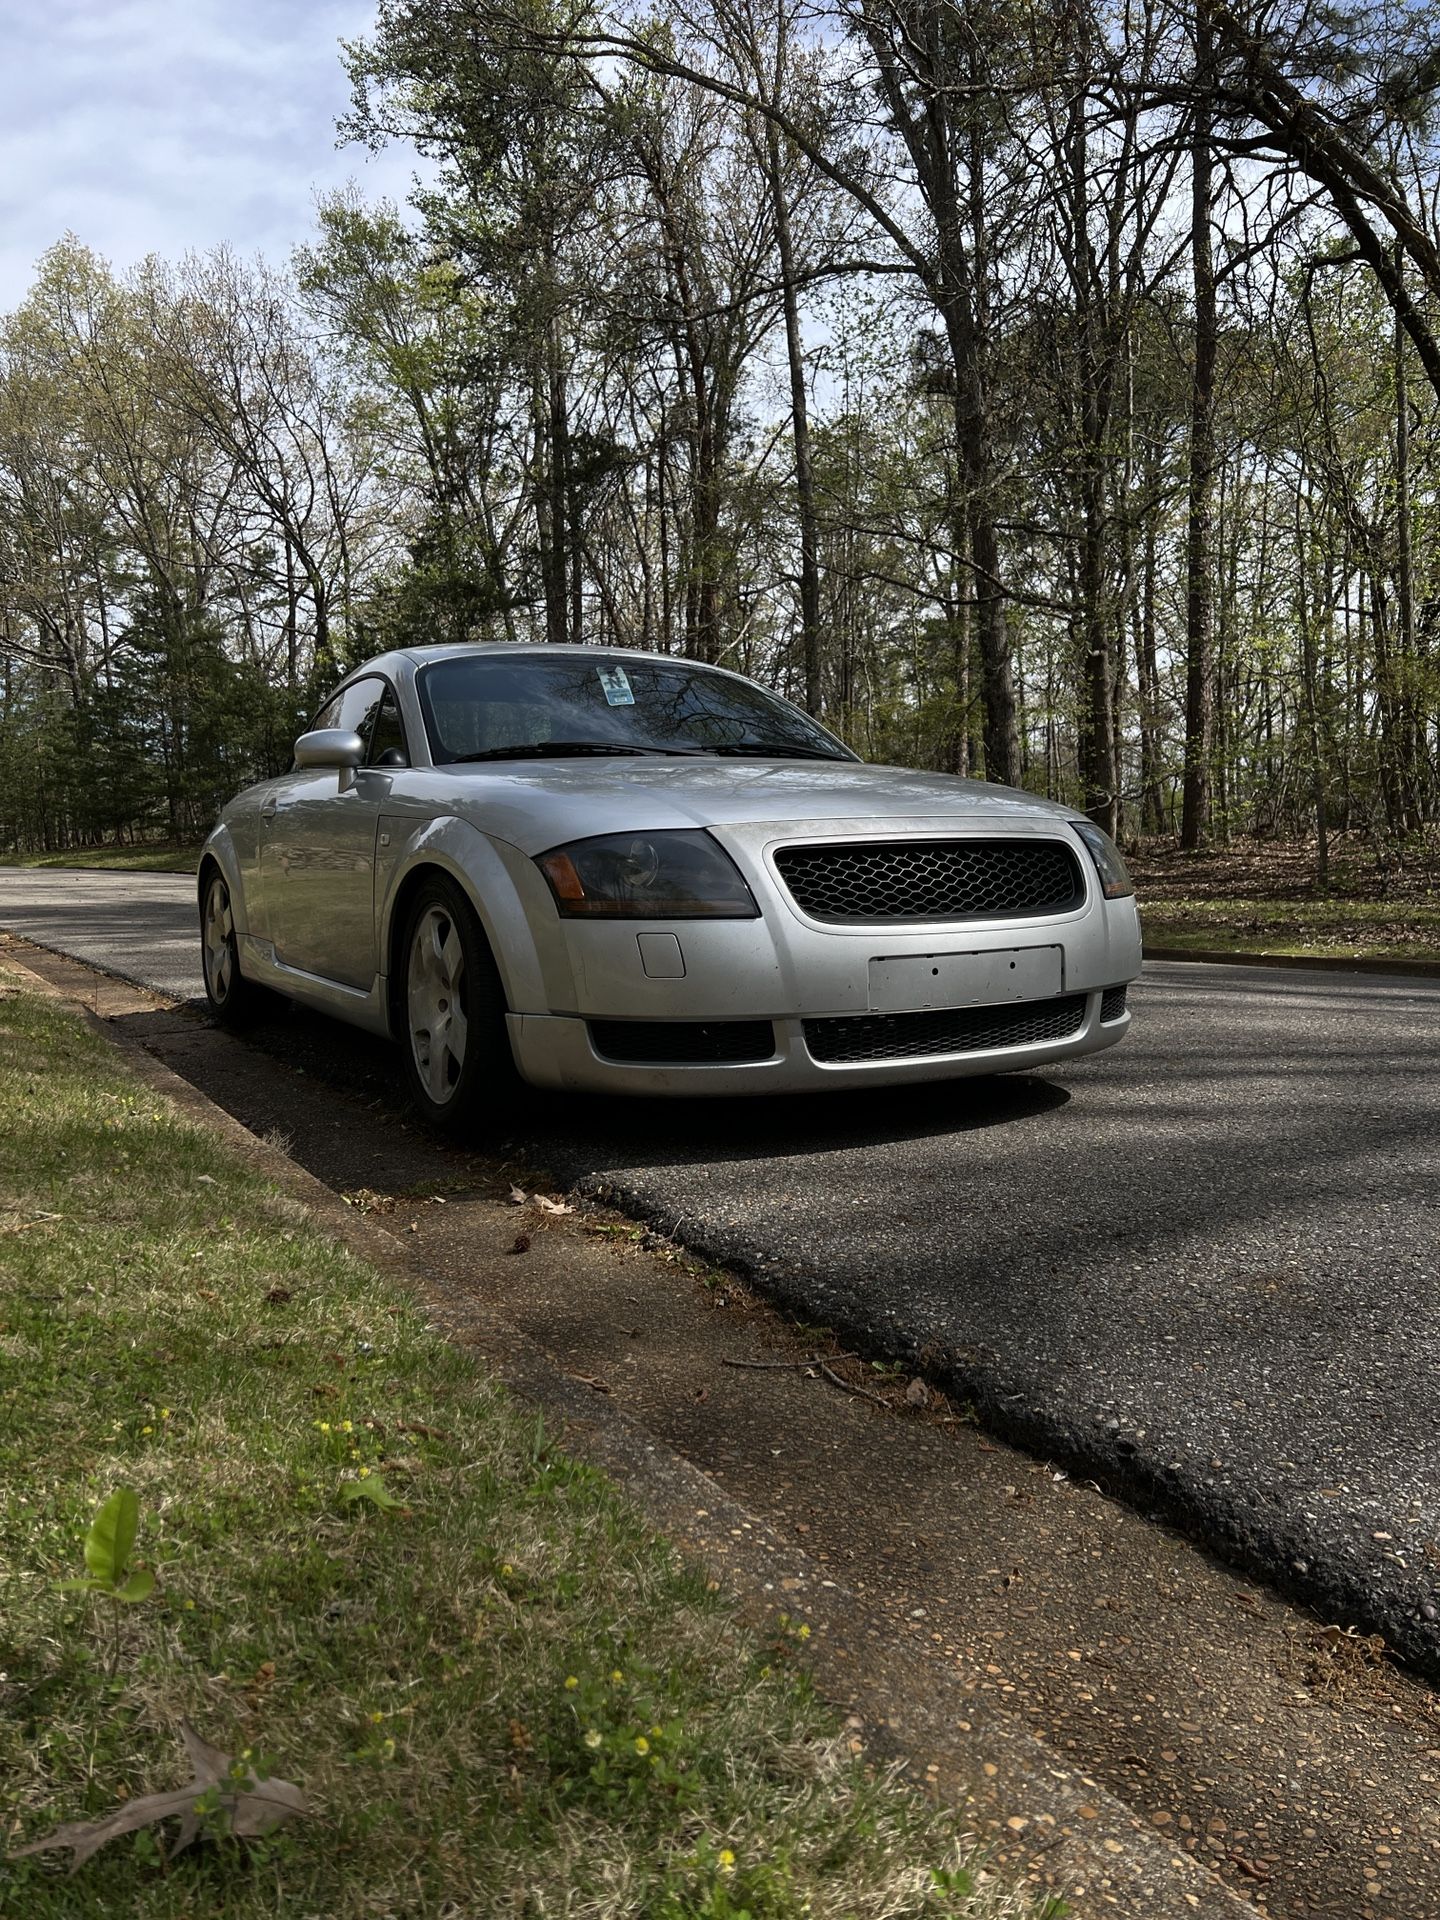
0, 991, 1046, 1920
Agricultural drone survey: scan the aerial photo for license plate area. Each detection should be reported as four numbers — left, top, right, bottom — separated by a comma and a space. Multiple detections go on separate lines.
867, 946, 1063, 1014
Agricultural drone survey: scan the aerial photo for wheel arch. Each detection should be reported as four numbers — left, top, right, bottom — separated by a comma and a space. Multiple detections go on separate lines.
380, 823, 548, 1041
197, 828, 246, 930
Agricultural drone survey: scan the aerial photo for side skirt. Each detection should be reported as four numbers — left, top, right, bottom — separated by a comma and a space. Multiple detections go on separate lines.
238, 935, 392, 1039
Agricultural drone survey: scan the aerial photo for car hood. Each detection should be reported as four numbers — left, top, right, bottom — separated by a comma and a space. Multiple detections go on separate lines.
394, 757, 1085, 856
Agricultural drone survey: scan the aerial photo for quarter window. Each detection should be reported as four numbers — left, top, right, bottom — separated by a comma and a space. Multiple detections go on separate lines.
367, 690, 409, 768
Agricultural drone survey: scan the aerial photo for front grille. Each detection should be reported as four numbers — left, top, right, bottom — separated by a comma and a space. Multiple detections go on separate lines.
803, 994, 1087, 1065
775, 838, 1083, 923
589, 1019, 776, 1065
1100, 985, 1129, 1023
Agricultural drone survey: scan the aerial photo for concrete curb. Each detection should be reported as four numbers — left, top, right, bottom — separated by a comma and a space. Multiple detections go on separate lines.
0, 939, 1257, 1920
1144, 944, 1440, 979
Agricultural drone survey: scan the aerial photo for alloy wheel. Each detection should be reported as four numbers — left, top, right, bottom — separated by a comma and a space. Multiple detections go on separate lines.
203, 875, 235, 1004
407, 904, 469, 1105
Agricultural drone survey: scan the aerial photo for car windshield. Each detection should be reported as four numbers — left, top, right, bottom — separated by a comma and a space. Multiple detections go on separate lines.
416, 653, 857, 766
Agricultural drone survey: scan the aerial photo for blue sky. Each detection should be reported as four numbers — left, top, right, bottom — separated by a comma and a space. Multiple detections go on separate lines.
0, 0, 418, 308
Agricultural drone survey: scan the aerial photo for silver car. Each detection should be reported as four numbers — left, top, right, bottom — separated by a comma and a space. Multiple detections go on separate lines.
199, 644, 1141, 1128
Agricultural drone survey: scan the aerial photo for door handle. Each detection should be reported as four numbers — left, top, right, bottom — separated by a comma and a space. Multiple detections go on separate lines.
260, 802, 278, 825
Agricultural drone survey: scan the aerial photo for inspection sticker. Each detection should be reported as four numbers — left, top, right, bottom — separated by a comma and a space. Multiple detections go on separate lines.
596, 665, 635, 706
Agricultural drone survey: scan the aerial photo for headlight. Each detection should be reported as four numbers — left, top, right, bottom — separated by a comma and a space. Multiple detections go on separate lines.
1070, 820, 1134, 900
536, 830, 760, 919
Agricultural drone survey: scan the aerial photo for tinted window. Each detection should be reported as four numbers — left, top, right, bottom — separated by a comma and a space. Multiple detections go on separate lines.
311, 676, 386, 747
416, 654, 854, 764
367, 691, 408, 768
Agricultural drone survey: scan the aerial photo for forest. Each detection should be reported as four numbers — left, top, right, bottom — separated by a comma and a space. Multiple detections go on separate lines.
3, 0, 1439, 872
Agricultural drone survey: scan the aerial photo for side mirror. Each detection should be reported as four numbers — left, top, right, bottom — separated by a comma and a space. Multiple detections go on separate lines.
294, 728, 364, 769
293, 728, 364, 792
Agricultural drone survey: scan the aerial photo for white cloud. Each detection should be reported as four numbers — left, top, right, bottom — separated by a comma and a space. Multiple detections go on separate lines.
0, 0, 421, 307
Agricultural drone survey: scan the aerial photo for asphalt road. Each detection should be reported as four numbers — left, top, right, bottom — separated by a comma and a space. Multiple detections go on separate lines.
5, 867, 1440, 1671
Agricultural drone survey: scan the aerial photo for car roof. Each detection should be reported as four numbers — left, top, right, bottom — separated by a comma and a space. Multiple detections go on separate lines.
392, 642, 741, 674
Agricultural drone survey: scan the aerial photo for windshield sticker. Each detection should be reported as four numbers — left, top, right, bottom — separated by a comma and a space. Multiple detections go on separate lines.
596, 665, 635, 707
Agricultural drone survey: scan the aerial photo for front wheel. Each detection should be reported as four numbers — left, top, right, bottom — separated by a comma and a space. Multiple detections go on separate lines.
400, 876, 518, 1133
200, 867, 266, 1027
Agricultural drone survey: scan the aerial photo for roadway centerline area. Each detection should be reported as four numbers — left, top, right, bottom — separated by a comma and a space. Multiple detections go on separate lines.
4, 867, 1440, 1676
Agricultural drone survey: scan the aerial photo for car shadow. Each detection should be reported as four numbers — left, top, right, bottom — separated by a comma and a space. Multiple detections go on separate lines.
159, 993, 1072, 1174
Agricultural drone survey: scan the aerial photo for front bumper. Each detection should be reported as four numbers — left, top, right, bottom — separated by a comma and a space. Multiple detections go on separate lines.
508, 986, 1131, 1095
502, 817, 1142, 1095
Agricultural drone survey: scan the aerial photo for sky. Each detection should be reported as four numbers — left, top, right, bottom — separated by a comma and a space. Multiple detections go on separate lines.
0, 0, 420, 311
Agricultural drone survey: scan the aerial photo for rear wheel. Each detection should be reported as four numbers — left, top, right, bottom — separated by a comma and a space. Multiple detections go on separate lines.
200, 867, 265, 1027
400, 875, 517, 1133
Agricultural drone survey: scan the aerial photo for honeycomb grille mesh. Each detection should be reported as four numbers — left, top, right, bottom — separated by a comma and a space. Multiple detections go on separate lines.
589, 1019, 776, 1065
1099, 985, 1129, 1023
803, 994, 1087, 1065
775, 838, 1082, 923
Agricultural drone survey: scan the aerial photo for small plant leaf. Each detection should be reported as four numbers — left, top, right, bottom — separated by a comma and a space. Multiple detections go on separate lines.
113, 1568, 156, 1603
84, 1488, 139, 1587
339, 1475, 404, 1509
56, 1576, 106, 1596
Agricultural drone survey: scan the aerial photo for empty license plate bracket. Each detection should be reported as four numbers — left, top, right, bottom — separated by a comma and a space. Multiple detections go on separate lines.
867, 946, 1063, 1014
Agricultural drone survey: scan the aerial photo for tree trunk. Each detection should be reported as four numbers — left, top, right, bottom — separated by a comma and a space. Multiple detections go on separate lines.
767, 120, 823, 716
1181, 13, 1217, 850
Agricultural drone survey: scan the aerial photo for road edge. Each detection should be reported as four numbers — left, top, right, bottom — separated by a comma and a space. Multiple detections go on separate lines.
1144, 944, 1440, 978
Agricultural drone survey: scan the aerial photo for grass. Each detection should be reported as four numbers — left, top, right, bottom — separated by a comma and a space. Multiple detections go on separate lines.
0, 845, 201, 874
1141, 896, 1440, 963
0, 989, 1039, 1920
1132, 835, 1440, 964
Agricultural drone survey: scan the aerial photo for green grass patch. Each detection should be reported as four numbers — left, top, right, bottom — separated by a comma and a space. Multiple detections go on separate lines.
0, 990, 1037, 1919
0, 845, 201, 874
1143, 895, 1440, 964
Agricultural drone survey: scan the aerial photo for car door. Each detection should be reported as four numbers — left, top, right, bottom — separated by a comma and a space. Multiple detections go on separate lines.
260, 676, 407, 989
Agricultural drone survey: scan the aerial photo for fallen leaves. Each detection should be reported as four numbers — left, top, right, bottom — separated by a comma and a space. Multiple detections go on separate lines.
508, 1187, 574, 1216
11, 1723, 307, 1872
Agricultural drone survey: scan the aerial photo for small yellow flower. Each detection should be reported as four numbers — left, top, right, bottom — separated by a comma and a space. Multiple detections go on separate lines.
634, 1736, 649, 1756
340, 1420, 353, 1433
501, 1562, 514, 1577
584, 1729, 602, 1749
316, 1421, 331, 1434
564, 1676, 579, 1691
797, 1623, 811, 1640
358, 1466, 371, 1478
649, 1723, 662, 1737
718, 1848, 736, 1874
140, 1426, 153, 1436
183, 1599, 196, 1611
368, 1711, 384, 1724
160, 1408, 171, 1421
609, 1669, 623, 1685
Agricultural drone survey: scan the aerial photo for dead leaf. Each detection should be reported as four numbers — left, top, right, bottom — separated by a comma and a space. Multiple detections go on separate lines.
264, 1287, 293, 1306
509, 1233, 531, 1255
508, 1187, 527, 1205
10, 1722, 306, 1873
904, 1377, 929, 1408
535, 1196, 574, 1216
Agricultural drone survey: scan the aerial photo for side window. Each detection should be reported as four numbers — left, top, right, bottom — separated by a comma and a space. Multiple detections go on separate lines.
309, 678, 384, 753
367, 690, 409, 768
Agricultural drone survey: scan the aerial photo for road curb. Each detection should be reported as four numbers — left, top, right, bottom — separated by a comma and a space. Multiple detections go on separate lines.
0, 938, 1257, 1920
1144, 944, 1440, 979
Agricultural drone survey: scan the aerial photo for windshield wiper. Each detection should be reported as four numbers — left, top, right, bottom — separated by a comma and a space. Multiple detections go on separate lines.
450, 741, 672, 763
705, 741, 851, 762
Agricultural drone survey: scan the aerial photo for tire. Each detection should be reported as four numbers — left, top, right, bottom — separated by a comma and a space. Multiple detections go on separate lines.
200, 866, 267, 1028
399, 875, 519, 1134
